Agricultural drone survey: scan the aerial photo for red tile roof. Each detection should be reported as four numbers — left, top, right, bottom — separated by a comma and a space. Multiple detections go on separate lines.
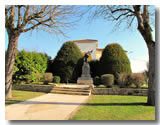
74, 39, 98, 43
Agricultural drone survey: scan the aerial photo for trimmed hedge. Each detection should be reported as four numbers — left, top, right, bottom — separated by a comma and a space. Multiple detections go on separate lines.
53, 76, 61, 83
101, 74, 114, 87
93, 76, 101, 86
51, 41, 82, 82
99, 43, 132, 83
43, 73, 53, 85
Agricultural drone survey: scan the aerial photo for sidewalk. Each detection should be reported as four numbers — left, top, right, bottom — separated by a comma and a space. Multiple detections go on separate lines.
5, 93, 89, 120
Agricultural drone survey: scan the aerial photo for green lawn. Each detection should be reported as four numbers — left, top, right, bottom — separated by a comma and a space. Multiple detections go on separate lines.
5, 90, 46, 105
72, 95, 155, 120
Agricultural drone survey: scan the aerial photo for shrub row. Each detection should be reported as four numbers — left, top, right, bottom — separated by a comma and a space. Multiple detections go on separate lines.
118, 73, 145, 88
93, 73, 145, 88
93, 74, 114, 87
72, 43, 132, 83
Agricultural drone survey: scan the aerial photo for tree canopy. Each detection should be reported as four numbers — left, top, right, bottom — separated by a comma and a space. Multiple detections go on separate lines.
52, 41, 82, 82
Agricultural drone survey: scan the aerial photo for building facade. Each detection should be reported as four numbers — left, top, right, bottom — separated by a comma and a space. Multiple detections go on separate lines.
74, 39, 103, 60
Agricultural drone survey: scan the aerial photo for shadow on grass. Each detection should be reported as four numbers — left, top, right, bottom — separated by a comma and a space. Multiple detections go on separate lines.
5, 100, 24, 105
9, 100, 147, 106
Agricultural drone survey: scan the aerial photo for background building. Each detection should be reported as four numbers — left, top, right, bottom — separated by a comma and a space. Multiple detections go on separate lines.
74, 39, 103, 60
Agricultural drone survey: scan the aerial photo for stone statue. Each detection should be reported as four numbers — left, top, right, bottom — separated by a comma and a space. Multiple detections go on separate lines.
83, 50, 93, 62
77, 50, 94, 87
81, 50, 93, 77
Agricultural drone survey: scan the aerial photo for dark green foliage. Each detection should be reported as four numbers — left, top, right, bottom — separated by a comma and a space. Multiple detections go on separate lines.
51, 41, 82, 82
89, 60, 99, 77
72, 59, 100, 82
101, 74, 114, 87
43, 72, 53, 85
99, 43, 132, 83
13, 50, 49, 83
53, 76, 61, 83
93, 76, 101, 86
71, 57, 84, 82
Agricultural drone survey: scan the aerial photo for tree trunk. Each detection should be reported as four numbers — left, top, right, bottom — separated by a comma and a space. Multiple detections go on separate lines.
5, 32, 19, 99
147, 42, 155, 106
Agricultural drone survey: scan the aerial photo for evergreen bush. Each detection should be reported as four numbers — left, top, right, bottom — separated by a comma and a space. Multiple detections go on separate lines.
101, 74, 114, 87
89, 60, 99, 77
99, 43, 132, 83
71, 58, 84, 82
51, 41, 82, 82
93, 76, 101, 86
53, 76, 61, 83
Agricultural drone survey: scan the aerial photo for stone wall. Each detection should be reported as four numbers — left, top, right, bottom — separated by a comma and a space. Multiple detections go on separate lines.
92, 88, 148, 96
13, 84, 54, 93
13, 85, 148, 96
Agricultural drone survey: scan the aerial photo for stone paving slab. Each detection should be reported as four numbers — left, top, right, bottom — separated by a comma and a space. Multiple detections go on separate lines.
56, 84, 90, 88
5, 93, 89, 120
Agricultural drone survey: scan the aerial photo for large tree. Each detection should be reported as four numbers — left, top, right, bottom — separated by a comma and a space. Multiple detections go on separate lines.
92, 5, 155, 105
5, 5, 77, 99
52, 41, 82, 82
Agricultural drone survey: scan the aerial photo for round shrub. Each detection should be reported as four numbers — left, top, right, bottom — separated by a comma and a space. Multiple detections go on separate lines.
93, 76, 101, 86
53, 76, 61, 83
101, 74, 114, 87
43, 73, 53, 85
99, 43, 132, 83
52, 41, 82, 82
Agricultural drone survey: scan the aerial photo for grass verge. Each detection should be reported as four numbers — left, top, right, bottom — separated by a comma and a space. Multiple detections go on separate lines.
5, 90, 46, 106
72, 95, 155, 120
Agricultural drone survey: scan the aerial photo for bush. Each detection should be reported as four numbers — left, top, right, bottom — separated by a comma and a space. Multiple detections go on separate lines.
53, 76, 61, 83
52, 41, 82, 82
118, 73, 145, 88
89, 60, 99, 77
128, 73, 145, 88
13, 50, 49, 83
43, 73, 53, 85
99, 43, 132, 83
71, 58, 84, 82
93, 76, 101, 86
101, 74, 114, 87
118, 73, 129, 88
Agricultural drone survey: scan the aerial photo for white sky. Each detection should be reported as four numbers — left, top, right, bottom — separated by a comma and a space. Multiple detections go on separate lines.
130, 59, 148, 73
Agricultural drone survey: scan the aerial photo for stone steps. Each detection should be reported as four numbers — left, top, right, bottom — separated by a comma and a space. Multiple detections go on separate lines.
52, 87, 90, 92
50, 85, 91, 96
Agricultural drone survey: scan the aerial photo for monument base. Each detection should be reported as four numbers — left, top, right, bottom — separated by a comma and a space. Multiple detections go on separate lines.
77, 77, 94, 87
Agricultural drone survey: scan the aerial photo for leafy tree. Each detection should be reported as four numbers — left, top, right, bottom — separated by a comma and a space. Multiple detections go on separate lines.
12, 50, 48, 83
99, 43, 132, 83
5, 5, 78, 99
91, 5, 155, 106
52, 41, 82, 82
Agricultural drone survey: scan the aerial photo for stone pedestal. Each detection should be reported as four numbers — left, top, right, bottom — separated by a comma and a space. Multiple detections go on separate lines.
77, 77, 93, 86
77, 61, 94, 87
